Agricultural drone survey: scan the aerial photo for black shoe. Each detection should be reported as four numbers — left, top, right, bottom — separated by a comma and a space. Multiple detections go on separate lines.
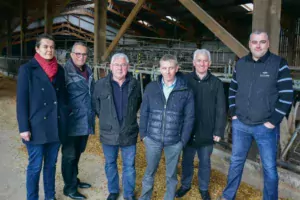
78, 181, 91, 189
175, 186, 191, 198
64, 191, 86, 199
199, 190, 211, 200
107, 193, 119, 200
124, 195, 136, 200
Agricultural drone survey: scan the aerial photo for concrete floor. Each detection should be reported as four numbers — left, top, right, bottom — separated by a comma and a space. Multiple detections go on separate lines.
0, 128, 121, 200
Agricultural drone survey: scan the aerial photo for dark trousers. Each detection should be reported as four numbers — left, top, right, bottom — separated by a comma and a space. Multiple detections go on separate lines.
180, 145, 213, 191
25, 142, 61, 200
61, 135, 88, 194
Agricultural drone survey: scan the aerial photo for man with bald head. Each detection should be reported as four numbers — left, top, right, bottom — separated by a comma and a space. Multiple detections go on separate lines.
219, 31, 293, 200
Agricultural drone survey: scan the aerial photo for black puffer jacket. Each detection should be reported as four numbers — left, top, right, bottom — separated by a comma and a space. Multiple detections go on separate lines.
139, 73, 195, 146
93, 74, 141, 146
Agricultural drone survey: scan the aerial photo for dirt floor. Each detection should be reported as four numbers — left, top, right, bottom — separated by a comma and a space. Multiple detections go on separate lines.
0, 73, 285, 200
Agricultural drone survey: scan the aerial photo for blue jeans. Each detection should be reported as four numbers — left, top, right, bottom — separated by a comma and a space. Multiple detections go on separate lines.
25, 142, 61, 200
139, 137, 183, 200
222, 119, 279, 200
180, 145, 213, 191
102, 144, 136, 198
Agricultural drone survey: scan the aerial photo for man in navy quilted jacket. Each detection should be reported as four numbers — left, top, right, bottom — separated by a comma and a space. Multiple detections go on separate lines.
139, 54, 195, 200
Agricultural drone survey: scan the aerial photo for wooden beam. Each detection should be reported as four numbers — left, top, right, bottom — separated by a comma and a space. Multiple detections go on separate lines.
179, 0, 249, 58
103, 0, 146, 61
20, 0, 27, 58
252, 0, 282, 54
44, 0, 53, 34
6, 18, 12, 56
94, 0, 107, 66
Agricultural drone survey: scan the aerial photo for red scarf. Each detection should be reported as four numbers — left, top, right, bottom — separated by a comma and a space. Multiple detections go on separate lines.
34, 53, 58, 82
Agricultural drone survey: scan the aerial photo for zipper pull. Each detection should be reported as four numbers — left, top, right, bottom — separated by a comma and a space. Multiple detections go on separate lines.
164, 104, 166, 109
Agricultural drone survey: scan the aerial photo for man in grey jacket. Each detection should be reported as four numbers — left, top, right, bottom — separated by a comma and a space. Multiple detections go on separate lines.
62, 42, 95, 200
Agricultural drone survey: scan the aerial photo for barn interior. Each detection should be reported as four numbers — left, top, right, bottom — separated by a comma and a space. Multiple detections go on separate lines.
1, 0, 300, 199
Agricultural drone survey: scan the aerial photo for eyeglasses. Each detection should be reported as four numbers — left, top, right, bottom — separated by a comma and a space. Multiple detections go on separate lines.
112, 63, 128, 67
72, 52, 88, 57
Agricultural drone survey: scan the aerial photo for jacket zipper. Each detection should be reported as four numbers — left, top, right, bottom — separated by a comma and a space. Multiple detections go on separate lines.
161, 103, 167, 143
161, 88, 186, 144
247, 63, 256, 116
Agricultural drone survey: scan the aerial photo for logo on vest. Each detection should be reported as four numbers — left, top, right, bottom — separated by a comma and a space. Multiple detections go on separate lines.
260, 71, 270, 78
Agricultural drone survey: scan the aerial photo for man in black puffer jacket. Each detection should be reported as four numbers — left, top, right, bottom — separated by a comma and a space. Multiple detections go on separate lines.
93, 53, 141, 200
139, 54, 195, 200
176, 49, 226, 200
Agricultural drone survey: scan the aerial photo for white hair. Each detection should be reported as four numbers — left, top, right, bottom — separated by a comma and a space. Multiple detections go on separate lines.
110, 53, 129, 63
193, 49, 211, 62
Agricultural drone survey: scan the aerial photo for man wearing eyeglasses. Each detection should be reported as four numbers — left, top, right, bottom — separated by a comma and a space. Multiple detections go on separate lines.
93, 53, 142, 200
61, 42, 94, 199
218, 31, 293, 200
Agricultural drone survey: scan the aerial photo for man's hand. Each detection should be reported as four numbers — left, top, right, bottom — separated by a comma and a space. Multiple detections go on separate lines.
213, 136, 221, 142
264, 122, 275, 129
232, 116, 237, 120
20, 131, 31, 141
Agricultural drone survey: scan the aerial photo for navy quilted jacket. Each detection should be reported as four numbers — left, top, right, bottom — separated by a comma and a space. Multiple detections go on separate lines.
139, 72, 195, 146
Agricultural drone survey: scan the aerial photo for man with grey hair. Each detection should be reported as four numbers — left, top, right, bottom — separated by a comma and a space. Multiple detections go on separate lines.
62, 41, 94, 199
175, 49, 226, 200
93, 53, 141, 200
139, 54, 195, 200
218, 31, 293, 200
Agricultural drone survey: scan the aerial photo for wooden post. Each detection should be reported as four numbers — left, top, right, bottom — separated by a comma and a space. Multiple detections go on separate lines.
252, 0, 282, 54
102, 0, 146, 61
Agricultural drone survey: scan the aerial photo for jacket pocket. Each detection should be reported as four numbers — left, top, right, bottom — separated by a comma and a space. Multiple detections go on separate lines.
100, 124, 112, 131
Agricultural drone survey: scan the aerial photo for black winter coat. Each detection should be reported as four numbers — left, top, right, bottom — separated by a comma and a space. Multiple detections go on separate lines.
16, 58, 69, 144
186, 71, 226, 147
139, 73, 195, 147
93, 74, 141, 146
64, 59, 95, 136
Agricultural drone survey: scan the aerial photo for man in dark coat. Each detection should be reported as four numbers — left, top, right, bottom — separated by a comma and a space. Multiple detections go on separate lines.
93, 53, 141, 200
17, 34, 68, 200
61, 42, 95, 199
139, 54, 195, 200
175, 49, 226, 200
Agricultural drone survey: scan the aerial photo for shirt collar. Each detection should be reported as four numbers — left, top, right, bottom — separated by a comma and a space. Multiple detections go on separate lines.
162, 77, 177, 89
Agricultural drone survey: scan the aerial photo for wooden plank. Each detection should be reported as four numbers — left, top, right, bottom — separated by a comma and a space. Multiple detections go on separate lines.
179, 0, 249, 58
44, 0, 53, 34
103, 0, 146, 61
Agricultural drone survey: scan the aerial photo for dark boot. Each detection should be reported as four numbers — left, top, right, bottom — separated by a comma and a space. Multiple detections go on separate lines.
199, 190, 211, 200
175, 186, 191, 198
107, 193, 119, 200
64, 191, 86, 199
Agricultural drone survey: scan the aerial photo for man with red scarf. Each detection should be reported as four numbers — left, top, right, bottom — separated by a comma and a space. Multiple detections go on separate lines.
17, 34, 68, 200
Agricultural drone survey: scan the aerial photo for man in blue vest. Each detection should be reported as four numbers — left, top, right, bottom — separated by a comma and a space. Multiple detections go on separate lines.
218, 31, 293, 200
